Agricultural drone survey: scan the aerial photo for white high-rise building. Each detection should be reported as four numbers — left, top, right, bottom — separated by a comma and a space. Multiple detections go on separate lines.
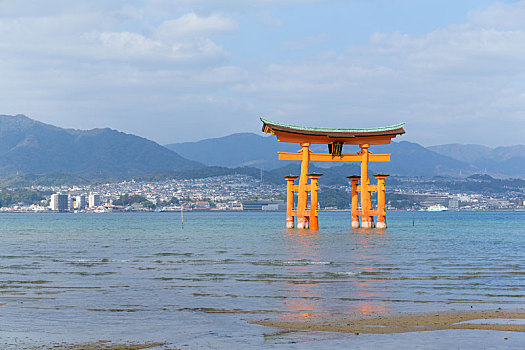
75, 195, 86, 210
50, 194, 69, 212
88, 194, 101, 208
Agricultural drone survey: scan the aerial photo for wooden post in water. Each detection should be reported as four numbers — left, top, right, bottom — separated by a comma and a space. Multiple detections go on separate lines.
347, 175, 361, 228
308, 173, 322, 231
181, 206, 184, 229
374, 174, 389, 229
284, 175, 298, 229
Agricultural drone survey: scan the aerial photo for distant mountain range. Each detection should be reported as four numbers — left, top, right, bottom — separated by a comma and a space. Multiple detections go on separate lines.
166, 133, 479, 177
0, 114, 203, 176
428, 144, 525, 177
167, 133, 525, 178
165, 133, 299, 170
0, 114, 523, 182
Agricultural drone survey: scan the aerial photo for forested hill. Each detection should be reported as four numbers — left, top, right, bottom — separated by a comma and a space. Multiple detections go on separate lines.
0, 114, 203, 177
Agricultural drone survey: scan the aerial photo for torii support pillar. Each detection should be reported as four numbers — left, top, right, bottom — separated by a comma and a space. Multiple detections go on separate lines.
284, 175, 298, 229
308, 173, 322, 231
374, 174, 389, 229
347, 176, 360, 228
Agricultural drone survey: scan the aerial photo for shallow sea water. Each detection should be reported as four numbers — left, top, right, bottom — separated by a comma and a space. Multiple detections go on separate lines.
0, 211, 524, 349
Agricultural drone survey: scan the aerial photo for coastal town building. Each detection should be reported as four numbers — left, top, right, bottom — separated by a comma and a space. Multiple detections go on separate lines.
241, 199, 286, 211
448, 198, 460, 209
50, 193, 69, 212
88, 194, 101, 208
75, 195, 86, 210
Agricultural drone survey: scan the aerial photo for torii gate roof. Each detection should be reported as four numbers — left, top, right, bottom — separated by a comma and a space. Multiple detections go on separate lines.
261, 118, 405, 145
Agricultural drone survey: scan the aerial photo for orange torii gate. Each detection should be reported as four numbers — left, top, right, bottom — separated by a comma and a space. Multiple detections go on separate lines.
261, 118, 405, 230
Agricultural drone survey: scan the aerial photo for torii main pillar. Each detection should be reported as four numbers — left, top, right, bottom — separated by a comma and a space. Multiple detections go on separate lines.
297, 143, 310, 229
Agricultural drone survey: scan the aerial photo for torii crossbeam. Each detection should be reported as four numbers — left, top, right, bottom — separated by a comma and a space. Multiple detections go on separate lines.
261, 118, 405, 230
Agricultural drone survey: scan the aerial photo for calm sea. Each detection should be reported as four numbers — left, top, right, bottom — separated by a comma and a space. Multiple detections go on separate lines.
1, 211, 524, 349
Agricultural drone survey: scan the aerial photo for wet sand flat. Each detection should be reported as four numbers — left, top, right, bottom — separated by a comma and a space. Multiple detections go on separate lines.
34, 342, 176, 350
254, 309, 525, 334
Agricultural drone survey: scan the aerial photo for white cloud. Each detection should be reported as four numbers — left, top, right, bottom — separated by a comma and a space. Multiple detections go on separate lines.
91, 13, 235, 62
156, 13, 237, 41
170, 38, 226, 62
99, 32, 162, 56
0, 9, 234, 65
469, 1, 525, 29
366, 27, 525, 79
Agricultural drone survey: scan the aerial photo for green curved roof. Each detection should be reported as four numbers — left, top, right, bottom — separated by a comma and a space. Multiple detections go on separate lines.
261, 118, 405, 138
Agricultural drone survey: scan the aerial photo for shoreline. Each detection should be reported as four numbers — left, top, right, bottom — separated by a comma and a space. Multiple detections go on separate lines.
1, 209, 525, 213
253, 309, 525, 334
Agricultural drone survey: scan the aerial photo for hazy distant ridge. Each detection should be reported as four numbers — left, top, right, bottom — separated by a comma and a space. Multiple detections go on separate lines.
429, 143, 525, 177
166, 133, 477, 177
165, 133, 298, 170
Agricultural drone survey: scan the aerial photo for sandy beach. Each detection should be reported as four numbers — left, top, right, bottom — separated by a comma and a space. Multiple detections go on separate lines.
254, 309, 525, 334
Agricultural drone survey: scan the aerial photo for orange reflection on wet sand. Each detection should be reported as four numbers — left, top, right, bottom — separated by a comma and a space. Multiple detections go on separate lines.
278, 228, 391, 321
349, 230, 390, 315
280, 229, 326, 321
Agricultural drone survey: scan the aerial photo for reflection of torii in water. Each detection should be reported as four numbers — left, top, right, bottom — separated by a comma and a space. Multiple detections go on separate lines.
261, 118, 405, 230
277, 228, 391, 323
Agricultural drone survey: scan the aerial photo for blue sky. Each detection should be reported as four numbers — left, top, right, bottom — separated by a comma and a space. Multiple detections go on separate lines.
1, 0, 524, 146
